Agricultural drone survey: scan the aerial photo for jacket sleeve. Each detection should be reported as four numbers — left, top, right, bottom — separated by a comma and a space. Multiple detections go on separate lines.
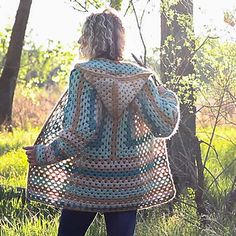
35, 69, 101, 165
133, 77, 180, 138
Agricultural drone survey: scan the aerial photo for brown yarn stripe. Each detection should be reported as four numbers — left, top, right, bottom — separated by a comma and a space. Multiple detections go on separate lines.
69, 172, 171, 190
143, 84, 176, 127
111, 81, 119, 160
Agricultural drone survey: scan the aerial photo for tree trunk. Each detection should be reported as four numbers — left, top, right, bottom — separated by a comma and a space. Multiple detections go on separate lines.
0, 0, 32, 130
160, 0, 207, 222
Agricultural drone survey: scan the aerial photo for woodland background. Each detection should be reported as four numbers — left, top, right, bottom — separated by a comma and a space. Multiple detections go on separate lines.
0, 0, 236, 235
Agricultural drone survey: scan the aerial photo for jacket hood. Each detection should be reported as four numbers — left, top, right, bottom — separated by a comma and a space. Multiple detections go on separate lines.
75, 59, 152, 118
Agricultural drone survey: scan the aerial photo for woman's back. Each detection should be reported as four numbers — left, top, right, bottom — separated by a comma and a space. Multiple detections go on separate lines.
25, 9, 180, 236
27, 58, 179, 212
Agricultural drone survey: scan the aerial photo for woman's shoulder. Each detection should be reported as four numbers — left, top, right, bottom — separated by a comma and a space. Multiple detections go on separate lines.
73, 58, 152, 76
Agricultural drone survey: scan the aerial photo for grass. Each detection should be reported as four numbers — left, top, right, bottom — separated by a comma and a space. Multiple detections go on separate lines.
0, 128, 39, 187
0, 126, 235, 235
13, 85, 62, 129
197, 126, 236, 211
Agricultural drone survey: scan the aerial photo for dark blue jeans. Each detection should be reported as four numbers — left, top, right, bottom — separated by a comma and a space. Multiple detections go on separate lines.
57, 209, 137, 236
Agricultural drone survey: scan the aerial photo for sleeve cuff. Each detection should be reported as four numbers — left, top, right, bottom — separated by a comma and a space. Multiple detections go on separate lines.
35, 144, 47, 165
35, 144, 58, 165
35, 137, 74, 165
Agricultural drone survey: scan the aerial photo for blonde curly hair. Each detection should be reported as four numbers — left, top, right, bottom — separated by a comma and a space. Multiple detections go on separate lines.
79, 9, 125, 61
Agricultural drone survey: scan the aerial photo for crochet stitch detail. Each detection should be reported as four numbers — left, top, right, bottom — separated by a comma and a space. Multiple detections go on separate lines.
27, 58, 180, 212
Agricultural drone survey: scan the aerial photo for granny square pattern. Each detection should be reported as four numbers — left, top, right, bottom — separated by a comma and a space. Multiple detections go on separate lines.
27, 58, 180, 212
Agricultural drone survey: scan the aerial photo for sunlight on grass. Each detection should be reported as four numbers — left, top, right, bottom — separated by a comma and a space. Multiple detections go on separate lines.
0, 127, 40, 154
197, 126, 236, 204
0, 128, 39, 187
0, 215, 59, 236
0, 149, 28, 187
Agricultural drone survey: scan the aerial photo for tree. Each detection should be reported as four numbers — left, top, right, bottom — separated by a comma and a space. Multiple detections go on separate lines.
0, 0, 32, 130
160, 0, 207, 222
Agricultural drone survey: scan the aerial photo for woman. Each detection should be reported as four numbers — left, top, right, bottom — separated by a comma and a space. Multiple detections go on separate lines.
24, 9, 180, 236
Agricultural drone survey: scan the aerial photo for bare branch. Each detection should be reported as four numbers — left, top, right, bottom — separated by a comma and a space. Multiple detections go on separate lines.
69, 0, 102, 12
130, 0, 147, 67
203, 166, 221, 195
226, 89, 236, 103
131, 53, 145, 67
219, 113, 236, 126
69, 0, 88, 12
203, 76, 231, 167
124, 0, 132, 17
140, 0, 151, 28
173, 35, 218, 89
206, 158, 236, 192
200, 140, 224, 170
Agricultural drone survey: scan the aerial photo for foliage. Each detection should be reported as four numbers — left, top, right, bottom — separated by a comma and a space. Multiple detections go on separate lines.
159, 0, 197, 110
159, 0, 236, 115
0, 27, 11, 72
110, 0, 122, 10
13, 84, 62, 129
19, 40, 76, 88
195, 39, 236, 126
224, 9, 236, 27
0, 28, 76, 89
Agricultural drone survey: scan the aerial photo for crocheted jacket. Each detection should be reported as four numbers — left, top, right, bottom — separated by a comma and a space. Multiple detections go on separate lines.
27, 58, 180, 212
